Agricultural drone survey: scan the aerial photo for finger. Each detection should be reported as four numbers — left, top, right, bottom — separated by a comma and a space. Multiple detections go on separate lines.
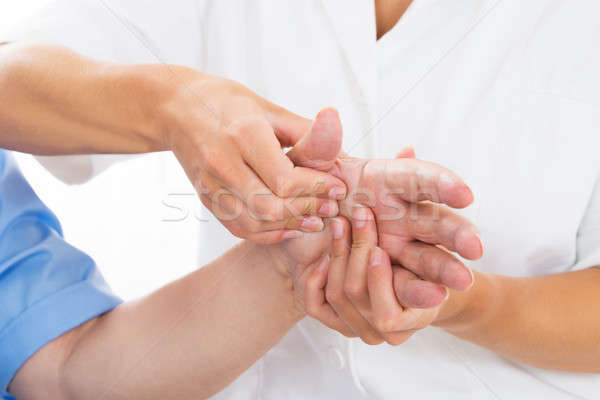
375, 158, 474, 209
392, 267, 448, 309
264, 102, 313, 147
232, 117, 346, 199
200, 192, 307, 244
205, 164, 341, 233
303, 255, 356, 337
287, 108, 343, 173
392, 241, 473, 291
378, 202, 483, 260
395, 146, 415, 159
327, 217, 384, 345
366, 247, 406, 333
344, 207, 378, 313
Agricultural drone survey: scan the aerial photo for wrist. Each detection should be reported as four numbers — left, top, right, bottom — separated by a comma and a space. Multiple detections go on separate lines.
242, 241, 305, 321
433, 271, 502, 334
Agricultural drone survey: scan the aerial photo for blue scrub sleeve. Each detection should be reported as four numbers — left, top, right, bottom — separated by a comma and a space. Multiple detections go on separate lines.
0, 151, 122, 398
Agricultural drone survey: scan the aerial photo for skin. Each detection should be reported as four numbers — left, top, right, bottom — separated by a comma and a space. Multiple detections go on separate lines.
0, 42, 344, 243
2, 0, 599, 378
291, 111, 600, 370
375, 0, 414, 39
286, 109, 480, 345
8, 208, 448, 399
0, 37, 480, 346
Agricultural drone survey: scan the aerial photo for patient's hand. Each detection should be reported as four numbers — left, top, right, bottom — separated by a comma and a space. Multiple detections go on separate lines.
266, 215, 447, 344
287, 108, 482, 292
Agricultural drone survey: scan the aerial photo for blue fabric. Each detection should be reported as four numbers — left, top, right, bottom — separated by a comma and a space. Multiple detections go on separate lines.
0, 151, 122, 398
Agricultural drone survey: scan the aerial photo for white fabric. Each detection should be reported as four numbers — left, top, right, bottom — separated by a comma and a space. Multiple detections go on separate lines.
3, 0, 600, 398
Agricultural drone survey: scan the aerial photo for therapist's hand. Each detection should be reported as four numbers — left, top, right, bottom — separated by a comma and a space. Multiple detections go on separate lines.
287, 108, 482, 291
160, 68, 346, 244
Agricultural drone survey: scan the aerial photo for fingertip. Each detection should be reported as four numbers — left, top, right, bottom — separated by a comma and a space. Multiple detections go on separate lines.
301, 216, 325, 232
402, 280, 447, 309
395, 146, 416, 159
328, 185, 347, 200
454, 229, 484, 260
318, 199, 339, 217
439, 173, 474, 208
440, 260, 473, 292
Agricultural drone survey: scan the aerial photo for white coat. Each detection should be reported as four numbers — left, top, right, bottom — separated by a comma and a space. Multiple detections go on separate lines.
4, 1, 600, 398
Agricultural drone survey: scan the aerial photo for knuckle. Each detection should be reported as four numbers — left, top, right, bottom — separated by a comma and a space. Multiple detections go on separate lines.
362, 333, 385, 346
385, 334, 411, 346
344, 281, 364, 300
374, 315, 398, 333
253, 198, 280, 221
242, 218, 263, 234
325, 287, 344, 306
351, 238, 371, 250
228, 117, 269, 141
199, 146, 222, 177
341, 330, 358, 339
274, 178, 294, 198
305, 301, 320, 318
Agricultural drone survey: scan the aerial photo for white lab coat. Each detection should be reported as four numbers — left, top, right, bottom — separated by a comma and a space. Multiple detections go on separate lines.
4, 0, 600, 398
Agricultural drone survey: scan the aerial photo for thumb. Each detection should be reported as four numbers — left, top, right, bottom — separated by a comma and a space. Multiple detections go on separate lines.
266, 104, 313, 147
287, 107, 343, 172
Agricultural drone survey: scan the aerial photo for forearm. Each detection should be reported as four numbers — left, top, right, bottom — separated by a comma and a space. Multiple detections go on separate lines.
0, 42, 184, 155
9, 241, 302, 400
435, 268, 600, 372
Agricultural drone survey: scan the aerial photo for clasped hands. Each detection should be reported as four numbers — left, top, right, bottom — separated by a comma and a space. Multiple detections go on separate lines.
260, 108, 482, 345
177, 87, 483, 344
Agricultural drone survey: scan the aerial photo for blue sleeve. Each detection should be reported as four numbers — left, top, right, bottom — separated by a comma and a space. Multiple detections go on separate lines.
0, 151, 122, 398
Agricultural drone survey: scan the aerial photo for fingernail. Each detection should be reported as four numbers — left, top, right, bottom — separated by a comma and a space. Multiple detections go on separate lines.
444, 286, 450, 301
317, 254, 330, 271
467, 267, 475, 289
475, 233, 484, 254
331, 219, 344, 239
301, 216, 324, 231
352, 207, 368, 229
329, 186, 347, 200
318, 201, 338, 217
282, 230, 303, 240
369, 248, 383, 267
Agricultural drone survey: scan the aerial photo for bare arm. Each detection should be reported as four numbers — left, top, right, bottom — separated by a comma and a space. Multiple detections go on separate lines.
0, 42, 168, 155
0, 41, 346, 243
436, 268, 600, 372
8, 241, 302, 400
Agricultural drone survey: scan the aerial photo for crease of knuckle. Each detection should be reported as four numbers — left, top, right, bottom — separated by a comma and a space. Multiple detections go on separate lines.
199, 146, 225, 178
253, 198, 282, 222
374, 313, 403, 333
325, 287, 345, 306
351, 238, 372, 251
242, 218, 263, 234
344, 280, 365, 301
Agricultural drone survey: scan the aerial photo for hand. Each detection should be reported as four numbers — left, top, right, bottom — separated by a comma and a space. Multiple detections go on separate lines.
161, 70, 347, 244
320, 208, 444, 345
265, 212, 450, 344
287, 108, 482, 292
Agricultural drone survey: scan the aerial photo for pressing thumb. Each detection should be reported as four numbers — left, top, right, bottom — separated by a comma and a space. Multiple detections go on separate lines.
287, 107, 343, 172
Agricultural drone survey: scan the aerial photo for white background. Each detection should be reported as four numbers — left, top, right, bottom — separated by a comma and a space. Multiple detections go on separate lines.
0, 0, 202, 300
